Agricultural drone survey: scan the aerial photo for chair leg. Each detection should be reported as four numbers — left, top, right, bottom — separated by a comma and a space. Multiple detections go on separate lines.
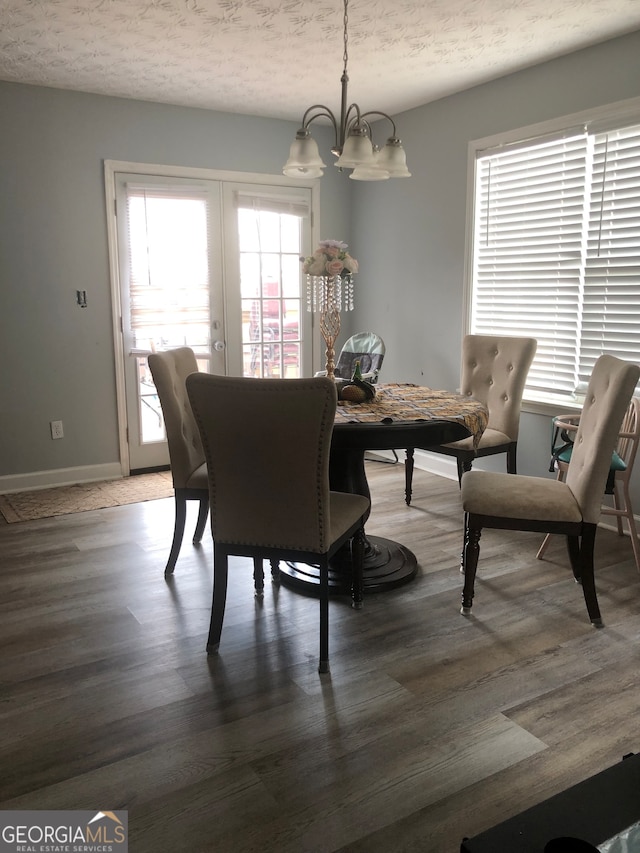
460, 513, 481, 615
538, 467, 566, 561
576, 525, 602, 627
253, 558, 264, 597
506, 443, 517, 474
621, 481, 640, 574
566, 535, 582, 582
457, 458, 472, 487
270, 559, 281, 584
207, 546, 229, 654
536, 533, 552, 560
405, 448, 414, 505
351, 526, 365, 609
318, 555, 330, 674
612, 483, 625, 536
165, 492, 187, 577
192, 496, 209, 544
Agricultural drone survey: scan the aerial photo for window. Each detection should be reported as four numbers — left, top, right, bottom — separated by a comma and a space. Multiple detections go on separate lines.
469, 113, 640, 404
234, 190, 309, 379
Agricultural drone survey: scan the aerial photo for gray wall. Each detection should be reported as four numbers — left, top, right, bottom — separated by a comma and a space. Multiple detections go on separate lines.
348, 30, 640, 510
2, 30, 640, 513
0, 84, 350, 481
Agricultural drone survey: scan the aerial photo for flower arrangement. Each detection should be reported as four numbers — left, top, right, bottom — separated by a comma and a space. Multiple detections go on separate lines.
302, 239, 359, 278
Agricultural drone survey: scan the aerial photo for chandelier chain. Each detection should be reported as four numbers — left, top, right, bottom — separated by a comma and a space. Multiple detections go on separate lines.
343, 0, 349, 76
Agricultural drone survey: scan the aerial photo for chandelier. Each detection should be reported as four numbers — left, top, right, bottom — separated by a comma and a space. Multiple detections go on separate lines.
282, 0, 411, 182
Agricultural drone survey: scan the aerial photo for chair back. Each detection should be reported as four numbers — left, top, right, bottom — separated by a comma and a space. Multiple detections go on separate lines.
566, 355, 640, 523
147, 348, 204, 489
186, 375, 338, 552
460, 334, 537, 439
335, 332, 385, 381
615, 396, 640, 476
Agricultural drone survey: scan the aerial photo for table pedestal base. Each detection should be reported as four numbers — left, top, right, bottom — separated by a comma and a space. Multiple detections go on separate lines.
278, 535, 418, 596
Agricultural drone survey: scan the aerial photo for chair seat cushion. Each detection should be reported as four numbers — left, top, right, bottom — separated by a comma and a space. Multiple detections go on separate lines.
186, 462, 209, 490
461, 470, 583, 523
556, 445, 627, 472
329, 491, 370, 543
442, 427, 511, 451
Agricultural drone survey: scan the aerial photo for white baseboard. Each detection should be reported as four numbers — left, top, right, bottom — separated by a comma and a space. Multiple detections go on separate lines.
0, 463, 124, 494
365, 448, 459, 480
410, 448, 459, 480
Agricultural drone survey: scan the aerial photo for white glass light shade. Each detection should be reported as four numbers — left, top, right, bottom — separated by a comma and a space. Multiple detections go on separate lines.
283, 132, 326, 177
283, 164, 325, 178
335, 129, 375, 169
376, 138, 411, 177
349, 164, 390, 181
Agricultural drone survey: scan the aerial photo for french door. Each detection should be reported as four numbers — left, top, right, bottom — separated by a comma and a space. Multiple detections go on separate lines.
107, 164, 314, 472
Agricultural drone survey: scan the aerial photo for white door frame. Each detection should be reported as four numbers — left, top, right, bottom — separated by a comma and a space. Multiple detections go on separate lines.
104, 159, 321, 476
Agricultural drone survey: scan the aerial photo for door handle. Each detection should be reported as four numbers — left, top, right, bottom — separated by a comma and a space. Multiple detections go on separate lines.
213, 340, 226, 352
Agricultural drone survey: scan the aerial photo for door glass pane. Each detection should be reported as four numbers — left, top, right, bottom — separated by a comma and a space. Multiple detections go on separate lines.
237, 208, 303, 378
125, 188, 212, 445
138, 356, 164, 443
127, 192, 210, 353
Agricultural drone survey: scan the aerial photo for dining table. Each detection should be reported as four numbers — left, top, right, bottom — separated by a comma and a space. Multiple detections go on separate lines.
278, 382, 489, 597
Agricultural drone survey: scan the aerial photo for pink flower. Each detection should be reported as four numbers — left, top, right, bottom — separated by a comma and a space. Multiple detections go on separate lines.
326, 258, 345, 276
304, 256, 326, 275
301, 239, 357, 278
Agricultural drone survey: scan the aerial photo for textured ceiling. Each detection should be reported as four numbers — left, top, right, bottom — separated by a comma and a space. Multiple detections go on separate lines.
1, 0, 640, 123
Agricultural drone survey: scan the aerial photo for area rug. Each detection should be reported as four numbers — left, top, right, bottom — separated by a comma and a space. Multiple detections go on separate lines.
0, 471, 174, 523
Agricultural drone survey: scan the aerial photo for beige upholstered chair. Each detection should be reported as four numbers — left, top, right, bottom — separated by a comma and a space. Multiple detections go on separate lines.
186, 374, 370, 674
459, 354, 640, 627
147, 348, 210, 577
405, 334, 537, 501
537, 396, 640, 572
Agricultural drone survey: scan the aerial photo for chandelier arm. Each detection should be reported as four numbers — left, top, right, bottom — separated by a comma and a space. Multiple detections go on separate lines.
358, 110, 398, 139
302, 105, 339, 132
343, 102, 363, 134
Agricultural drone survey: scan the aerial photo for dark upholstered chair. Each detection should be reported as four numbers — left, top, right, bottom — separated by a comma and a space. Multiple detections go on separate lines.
459, 354, 640, 627
147, 348, 209, 577
537, 396, 640, 572
405, 334, 537, 502
186, 374, 370, 674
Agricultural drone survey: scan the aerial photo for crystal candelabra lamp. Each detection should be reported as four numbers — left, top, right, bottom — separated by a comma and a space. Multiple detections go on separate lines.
302, 240, 357, 379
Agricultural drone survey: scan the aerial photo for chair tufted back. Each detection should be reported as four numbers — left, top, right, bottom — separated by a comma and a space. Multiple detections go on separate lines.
460, 335, 537, 440
186, 375, 337, 553
566, 354, 640, 524
147, 348, 204, 489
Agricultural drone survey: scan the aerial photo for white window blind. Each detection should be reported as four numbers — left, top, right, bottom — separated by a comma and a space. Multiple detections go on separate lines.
471, 120, 640, 401
580, 123, 640, 390
125, 185, 210, 351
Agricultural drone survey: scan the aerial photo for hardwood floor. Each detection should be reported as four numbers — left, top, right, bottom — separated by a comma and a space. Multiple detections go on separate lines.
2, 461, 640, 852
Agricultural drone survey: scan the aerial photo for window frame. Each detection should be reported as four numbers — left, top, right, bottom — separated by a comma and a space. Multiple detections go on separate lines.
464, 96, 640, 416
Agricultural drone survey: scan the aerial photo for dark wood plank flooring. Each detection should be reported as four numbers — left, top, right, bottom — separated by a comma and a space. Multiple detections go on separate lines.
2, 462, 640, 852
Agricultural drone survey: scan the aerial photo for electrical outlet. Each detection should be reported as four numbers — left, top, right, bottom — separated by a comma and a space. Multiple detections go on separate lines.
50, 420, 64, 440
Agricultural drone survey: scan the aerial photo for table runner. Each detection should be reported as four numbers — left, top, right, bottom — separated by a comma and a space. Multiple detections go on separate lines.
334, 383, 488, 448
